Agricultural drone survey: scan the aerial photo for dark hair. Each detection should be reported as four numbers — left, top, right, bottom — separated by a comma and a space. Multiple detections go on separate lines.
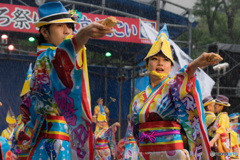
205, 106, 210, 111
37, 23, 75, 45
145, 51, 174, 66
222, 106, 230, 113
37, 24, 51, 45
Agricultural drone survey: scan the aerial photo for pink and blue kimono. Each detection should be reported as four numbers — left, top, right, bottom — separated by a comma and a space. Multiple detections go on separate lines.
130, 65, 211, 160
23, 35, 93, 160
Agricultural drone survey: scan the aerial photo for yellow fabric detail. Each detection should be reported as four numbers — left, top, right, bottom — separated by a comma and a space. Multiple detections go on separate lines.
46, 119, 67, 124
34, 18, 77, 28
42, 130, 69, 137
97, 114, 107, 122
148, 70, 169, 79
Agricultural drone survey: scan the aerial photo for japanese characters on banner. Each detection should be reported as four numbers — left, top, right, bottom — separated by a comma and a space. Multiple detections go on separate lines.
0, 3, 157, 44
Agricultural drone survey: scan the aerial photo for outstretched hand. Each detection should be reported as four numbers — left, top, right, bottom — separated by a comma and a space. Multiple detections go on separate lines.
114, 122, 120, 127
84, 21, 113, 39
196, 52, 223, 69
74, 20, 113, 52
188, 52, 223, 78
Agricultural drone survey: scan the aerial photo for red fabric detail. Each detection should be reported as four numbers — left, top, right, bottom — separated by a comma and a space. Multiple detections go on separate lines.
139, 121, 181, 130
37, 50, 45, 57
39, 133, 69, 141
51, 48, 74, 89
46, 115, 65, 121
192, 76, 212, 160
20, 105, 30, 125
139, 142, 184, 152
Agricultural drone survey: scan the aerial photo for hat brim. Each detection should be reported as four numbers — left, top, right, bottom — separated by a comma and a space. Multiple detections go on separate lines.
230, 115, 239, 120
34, 18, 78, 28
203, 100, 215, 107
215, 101, 231, 107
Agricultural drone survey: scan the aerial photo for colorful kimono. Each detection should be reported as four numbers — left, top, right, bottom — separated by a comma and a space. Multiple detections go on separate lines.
94, 124, 117, 160
0, 136, 13, 160
1, 128, 14, 147
123, 118, 139, 160
230, 123, 240, 144
130, 65, 211, 160
11, 119, 30, 160
205, 111, 216, 140
22, 35, 93, 160
213, 112, 230, 160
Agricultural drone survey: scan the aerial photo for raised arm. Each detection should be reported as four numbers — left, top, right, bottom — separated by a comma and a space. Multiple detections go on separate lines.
187, 52, 223, 78
74, 21, 113, 52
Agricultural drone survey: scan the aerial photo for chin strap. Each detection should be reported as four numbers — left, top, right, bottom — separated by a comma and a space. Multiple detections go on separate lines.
148, 70, 169, 79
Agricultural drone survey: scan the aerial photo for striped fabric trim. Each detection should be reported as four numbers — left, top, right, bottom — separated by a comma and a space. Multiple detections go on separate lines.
138, 121, 184, 152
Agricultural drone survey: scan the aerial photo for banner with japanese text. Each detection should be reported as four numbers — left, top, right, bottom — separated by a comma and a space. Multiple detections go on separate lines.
0, 3, 157, 44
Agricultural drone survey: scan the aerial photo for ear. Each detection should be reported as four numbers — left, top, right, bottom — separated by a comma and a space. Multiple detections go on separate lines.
40, 27, 49, 39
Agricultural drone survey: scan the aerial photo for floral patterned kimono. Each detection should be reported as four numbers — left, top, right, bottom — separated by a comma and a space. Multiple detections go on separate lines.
94, 124, 117, 160
213, 112, 230, 160
130, 66, 211, 160
22, 36, 93, 160
229, 123, 240, 158
230, 122, 240, 144
205, 111, 216, 140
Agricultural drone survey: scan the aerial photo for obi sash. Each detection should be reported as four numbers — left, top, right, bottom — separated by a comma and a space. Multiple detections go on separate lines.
95, 139, 109, 150
30, 115, 69, 147
139, 121, 184, 152
39, 115, 69, 141
127, 136, 136, 144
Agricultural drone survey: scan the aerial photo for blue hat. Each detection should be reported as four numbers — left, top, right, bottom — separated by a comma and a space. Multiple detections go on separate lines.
229, 112, 239, 120
34, 1, 78, 28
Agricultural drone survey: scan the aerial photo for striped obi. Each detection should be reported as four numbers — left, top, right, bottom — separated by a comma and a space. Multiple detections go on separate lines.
39, 115, 69, 141
127, 136, 136, 144
95, 139, 109, 150
139, 121, 184, 152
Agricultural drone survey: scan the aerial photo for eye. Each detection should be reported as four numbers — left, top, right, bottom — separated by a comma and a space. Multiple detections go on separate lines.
164, 58, 170, 61
151, 57, 157, 61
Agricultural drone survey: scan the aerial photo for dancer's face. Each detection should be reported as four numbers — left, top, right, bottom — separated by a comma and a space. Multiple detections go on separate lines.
147, 52, 172, 81
98, 121, 107, 129
41, 23, 73, 46
214, 104, 223, 114
207, 102, 215, 113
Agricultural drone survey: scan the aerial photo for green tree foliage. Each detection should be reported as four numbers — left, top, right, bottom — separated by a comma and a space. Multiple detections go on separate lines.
177, 0, 240, 58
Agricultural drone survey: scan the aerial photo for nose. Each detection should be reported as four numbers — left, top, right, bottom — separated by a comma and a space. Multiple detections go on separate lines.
64, 24, 72, 35
157, 59, 162, 66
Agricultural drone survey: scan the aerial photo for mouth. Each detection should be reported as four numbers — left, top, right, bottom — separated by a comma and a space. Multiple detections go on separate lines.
156, 68, 164, 73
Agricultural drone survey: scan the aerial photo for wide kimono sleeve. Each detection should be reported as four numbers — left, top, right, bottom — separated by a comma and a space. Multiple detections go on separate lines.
170, 65, 211, 160
29, 36, 93, 160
